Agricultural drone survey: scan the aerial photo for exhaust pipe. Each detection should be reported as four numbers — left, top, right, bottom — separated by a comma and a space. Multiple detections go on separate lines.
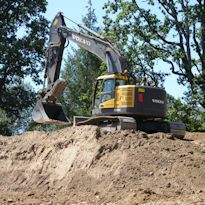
32, 100, 69, 125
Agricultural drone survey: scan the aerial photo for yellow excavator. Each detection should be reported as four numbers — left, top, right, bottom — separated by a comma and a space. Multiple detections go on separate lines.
32, 12, 185, 137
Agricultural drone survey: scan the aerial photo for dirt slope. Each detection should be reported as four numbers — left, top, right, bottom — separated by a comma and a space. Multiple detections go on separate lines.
0, 126, 205, 205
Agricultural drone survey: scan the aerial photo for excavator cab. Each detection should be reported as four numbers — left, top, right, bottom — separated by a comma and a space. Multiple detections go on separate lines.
93, 74, 128, 110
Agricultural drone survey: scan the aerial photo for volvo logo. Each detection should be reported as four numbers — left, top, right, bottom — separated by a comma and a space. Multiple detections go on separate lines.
72, 34, 91, 46
152, 99, 165, 104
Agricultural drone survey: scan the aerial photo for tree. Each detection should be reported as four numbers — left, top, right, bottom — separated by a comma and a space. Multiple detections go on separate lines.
0, 0, 48, 135
103, 0, 205, 108
62, 0, 104, 119
167, 94, 205, 131
0, 108, 12, 136
1, 84, 36, 135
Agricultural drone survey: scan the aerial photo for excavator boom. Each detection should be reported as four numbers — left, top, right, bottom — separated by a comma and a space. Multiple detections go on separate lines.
58, 26, 127, 73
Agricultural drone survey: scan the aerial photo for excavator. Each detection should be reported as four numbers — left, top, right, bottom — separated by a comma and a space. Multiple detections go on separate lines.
32, 12, 185, 137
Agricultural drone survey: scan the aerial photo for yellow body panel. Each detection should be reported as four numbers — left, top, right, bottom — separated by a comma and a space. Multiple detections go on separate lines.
99, 99, 115, 108
115, 86, 135, 108
99, 85, 135, 109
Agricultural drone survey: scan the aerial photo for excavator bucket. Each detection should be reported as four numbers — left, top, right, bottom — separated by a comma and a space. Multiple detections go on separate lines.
32, 100, 69, 125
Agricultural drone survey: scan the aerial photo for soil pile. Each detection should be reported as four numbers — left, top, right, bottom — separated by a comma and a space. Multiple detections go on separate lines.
0, 126, 205, 205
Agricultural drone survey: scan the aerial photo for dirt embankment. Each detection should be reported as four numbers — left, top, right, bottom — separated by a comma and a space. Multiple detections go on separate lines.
0, 126, 205, 205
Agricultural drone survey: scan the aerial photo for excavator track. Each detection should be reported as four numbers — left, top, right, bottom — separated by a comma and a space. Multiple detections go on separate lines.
74, 116, 185, 138
74, 116, 136, 131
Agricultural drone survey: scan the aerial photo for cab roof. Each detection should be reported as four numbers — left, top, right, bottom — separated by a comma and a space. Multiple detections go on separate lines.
97, 74, 128, 80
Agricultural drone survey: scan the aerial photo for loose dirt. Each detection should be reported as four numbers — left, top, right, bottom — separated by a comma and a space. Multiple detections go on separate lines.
0, 126, 205, 205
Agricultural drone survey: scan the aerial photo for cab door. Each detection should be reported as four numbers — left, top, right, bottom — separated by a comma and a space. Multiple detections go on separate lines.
93, 78, 116, 109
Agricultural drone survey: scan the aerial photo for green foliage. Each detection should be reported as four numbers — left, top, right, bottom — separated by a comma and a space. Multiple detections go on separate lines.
62, 48, 103, 119
167, 95, 205, 131
0, 108, 12, 136
0, 0, 48, 135
1, 84, 36, 135
103, 1, 205, 108
61, 0, 104, 119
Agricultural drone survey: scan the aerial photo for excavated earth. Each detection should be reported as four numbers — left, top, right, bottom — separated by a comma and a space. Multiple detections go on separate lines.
0, 126, 205, 205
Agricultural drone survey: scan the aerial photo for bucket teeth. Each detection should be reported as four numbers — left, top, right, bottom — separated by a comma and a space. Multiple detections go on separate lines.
32, 100, 69, 125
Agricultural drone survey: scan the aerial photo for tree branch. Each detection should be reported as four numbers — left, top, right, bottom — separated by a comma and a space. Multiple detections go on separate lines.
192, 60, 203, 78
193, 23, 203, 63
180, 0, 192, 68
163, 58, 186, 77
133, 13, 180, 47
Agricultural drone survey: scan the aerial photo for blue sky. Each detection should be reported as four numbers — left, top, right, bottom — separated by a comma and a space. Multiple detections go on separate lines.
45, 0, 186, 99
45, 0, 105, 23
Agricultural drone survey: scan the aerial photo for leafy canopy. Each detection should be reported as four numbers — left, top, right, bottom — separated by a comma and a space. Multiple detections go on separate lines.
0, 0, 48, 135
103, 0, 205, 108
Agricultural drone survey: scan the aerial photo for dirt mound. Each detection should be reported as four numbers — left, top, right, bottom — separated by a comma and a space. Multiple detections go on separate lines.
0, 126, 205, 204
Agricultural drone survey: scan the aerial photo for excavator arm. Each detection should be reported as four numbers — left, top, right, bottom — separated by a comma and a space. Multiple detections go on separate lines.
32, 12, 127, 124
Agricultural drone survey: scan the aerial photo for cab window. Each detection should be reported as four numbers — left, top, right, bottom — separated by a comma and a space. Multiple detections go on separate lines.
115, 79, 127, 86
102, 79, 115, 92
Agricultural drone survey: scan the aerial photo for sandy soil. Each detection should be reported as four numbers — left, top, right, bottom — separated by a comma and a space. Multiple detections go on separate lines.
0, 126, 204, 205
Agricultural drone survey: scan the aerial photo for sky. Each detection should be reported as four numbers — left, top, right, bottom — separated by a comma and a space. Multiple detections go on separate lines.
45, 0, 105, 24
44, 0, 187, 99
